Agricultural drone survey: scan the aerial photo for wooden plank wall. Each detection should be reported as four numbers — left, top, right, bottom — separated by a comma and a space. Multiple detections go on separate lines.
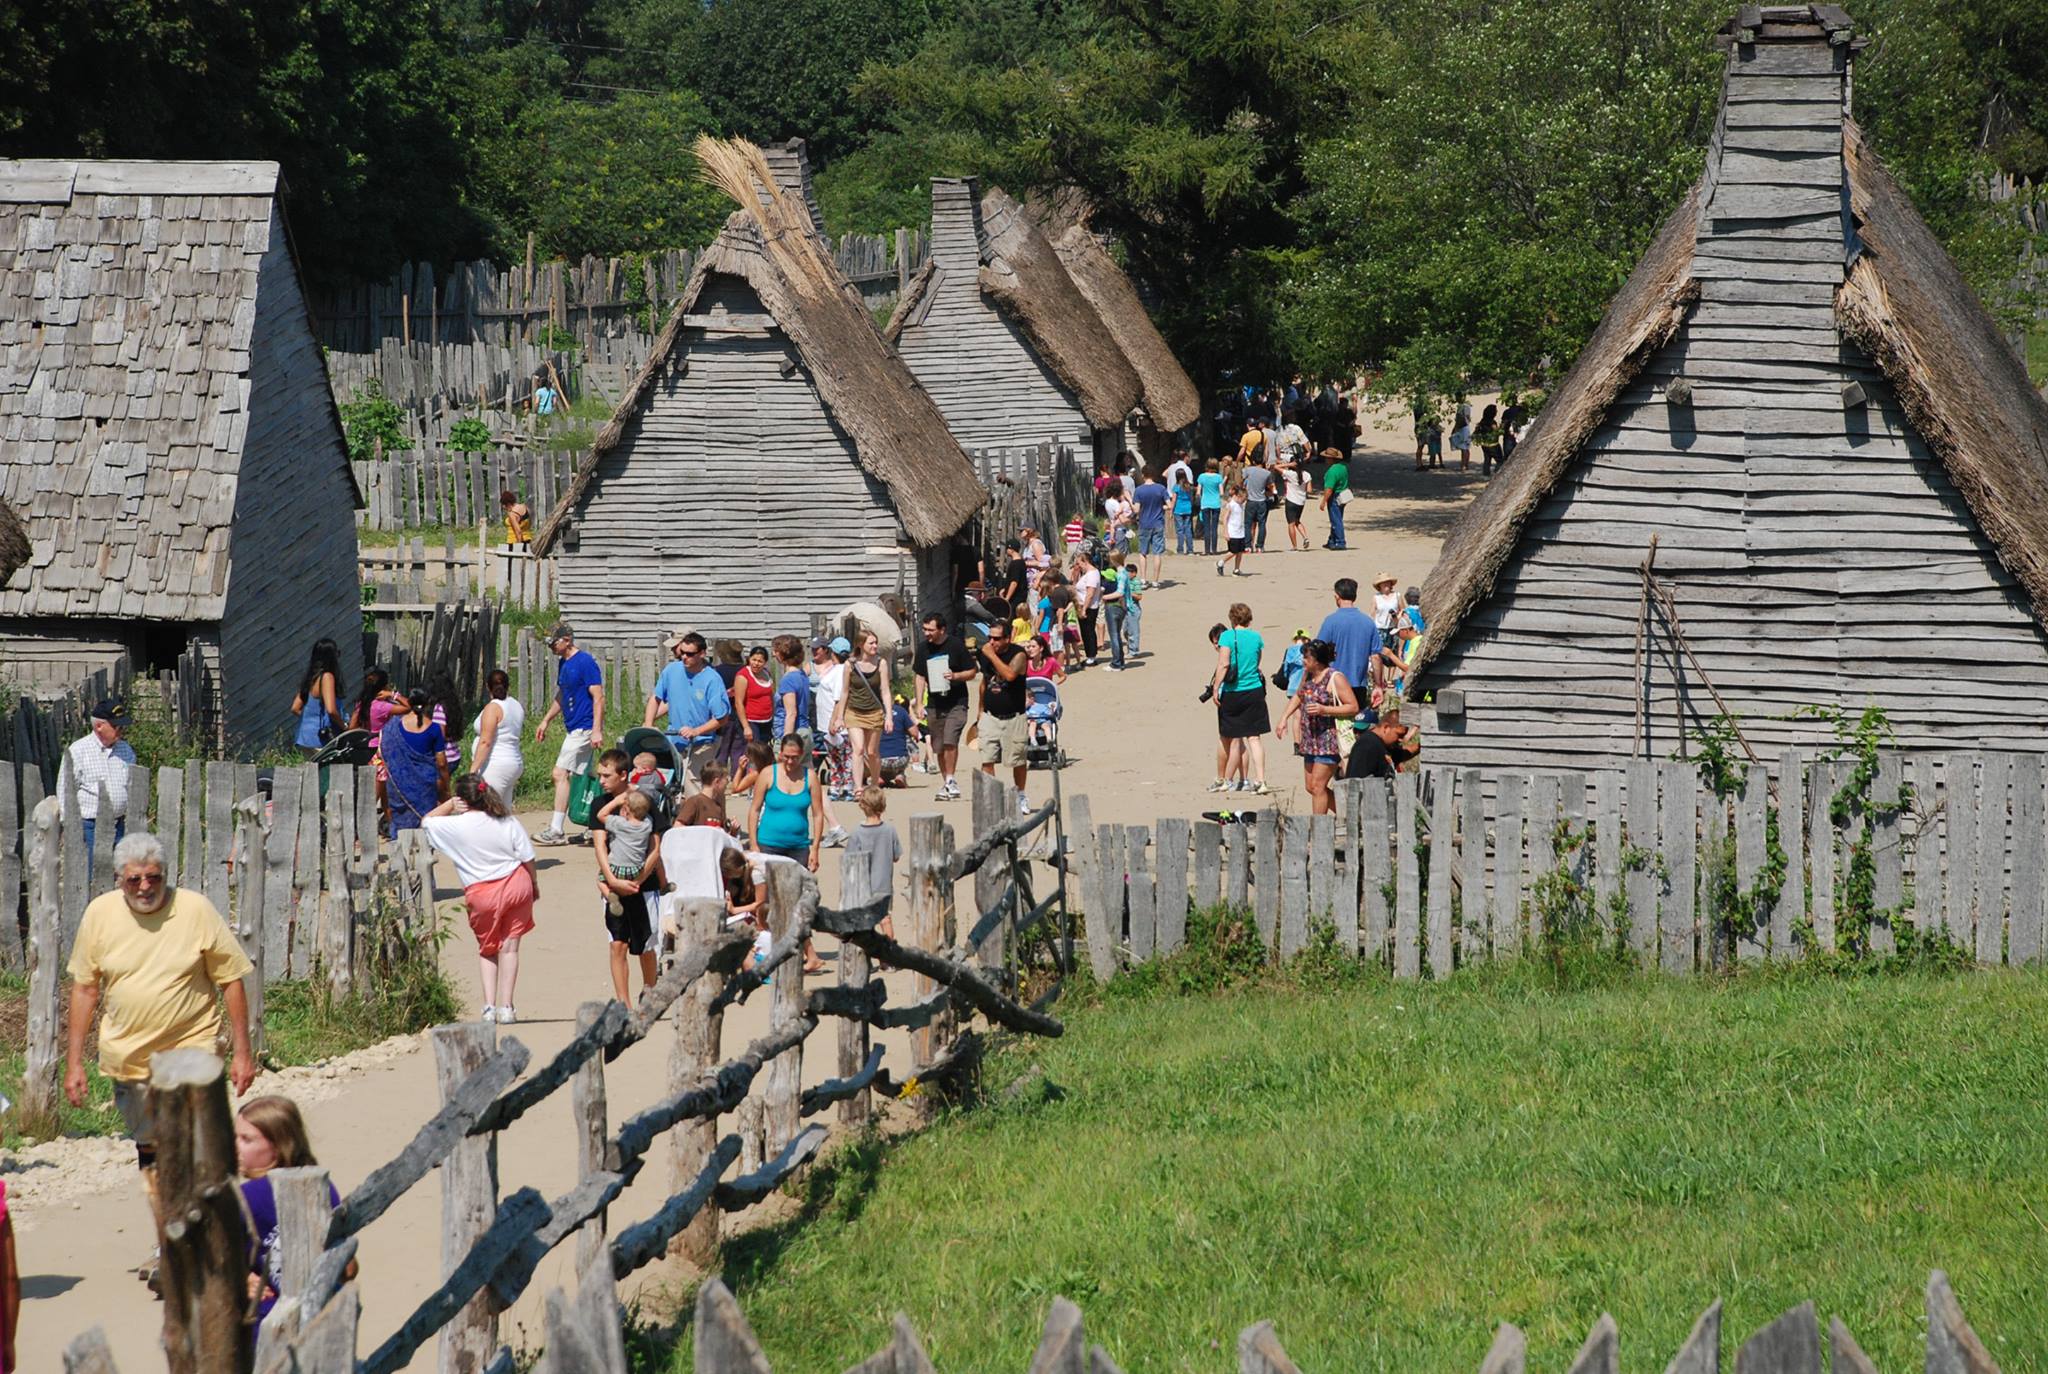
1425, 36, 2048, 768
551, 272, 913, 645
1068, 748, 2048, 980
893, 179, 1094, 453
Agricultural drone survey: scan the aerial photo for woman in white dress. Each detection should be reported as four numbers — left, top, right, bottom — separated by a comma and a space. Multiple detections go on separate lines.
469, 668, 526, 807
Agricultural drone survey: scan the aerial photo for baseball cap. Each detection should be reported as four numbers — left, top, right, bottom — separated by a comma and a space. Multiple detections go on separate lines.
92, 698, 131, 726
829, 636, 852, 655
1292, 627, 1311, 641
547, 623, 573, 645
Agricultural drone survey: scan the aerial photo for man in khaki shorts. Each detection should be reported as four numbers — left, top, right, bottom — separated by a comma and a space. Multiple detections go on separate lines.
975, 619, 1031, 810
65, 831, 256, 1280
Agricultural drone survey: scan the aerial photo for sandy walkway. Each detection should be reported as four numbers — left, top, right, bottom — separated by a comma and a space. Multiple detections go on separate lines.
14, 398, 1483, 1369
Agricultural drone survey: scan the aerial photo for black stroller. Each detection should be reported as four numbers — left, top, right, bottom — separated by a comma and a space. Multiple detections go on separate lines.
257, 728, 376, 800
618, 726, 684, 832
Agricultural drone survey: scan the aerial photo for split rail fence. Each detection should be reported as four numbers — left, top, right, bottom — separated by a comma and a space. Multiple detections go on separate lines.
1071, 749, 2048, 981
360, 539, 556, 612
60, 783, 1068, 1374
16, 762, 443, 1134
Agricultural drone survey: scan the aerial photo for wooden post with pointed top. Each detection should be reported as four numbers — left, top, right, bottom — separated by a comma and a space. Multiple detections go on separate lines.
150, 1048, 253, 1374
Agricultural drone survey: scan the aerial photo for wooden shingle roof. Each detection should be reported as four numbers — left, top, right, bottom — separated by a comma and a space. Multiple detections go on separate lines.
0, 160, 282, 620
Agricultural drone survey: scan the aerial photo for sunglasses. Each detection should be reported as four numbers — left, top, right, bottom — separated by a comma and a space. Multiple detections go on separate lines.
120, 871, 165, 889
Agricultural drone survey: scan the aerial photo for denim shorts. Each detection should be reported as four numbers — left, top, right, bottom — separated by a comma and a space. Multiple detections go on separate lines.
1138, 527, 1165, 555
1303, 753, 1340, 768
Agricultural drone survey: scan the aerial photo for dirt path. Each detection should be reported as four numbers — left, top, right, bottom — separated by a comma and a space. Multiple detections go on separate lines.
13, 398, 1483, 1370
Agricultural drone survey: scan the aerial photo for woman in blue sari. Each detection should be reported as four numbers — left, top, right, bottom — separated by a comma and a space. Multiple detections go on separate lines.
381, 686, 449, 837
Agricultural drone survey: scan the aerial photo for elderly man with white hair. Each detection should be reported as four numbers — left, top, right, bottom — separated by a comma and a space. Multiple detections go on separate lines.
65, 831, 256, 1185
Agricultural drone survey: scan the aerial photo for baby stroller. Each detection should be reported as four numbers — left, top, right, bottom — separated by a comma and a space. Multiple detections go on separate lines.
256, 728, 375, 801
1023, 676, 1066, 768
618, 725, 684, 832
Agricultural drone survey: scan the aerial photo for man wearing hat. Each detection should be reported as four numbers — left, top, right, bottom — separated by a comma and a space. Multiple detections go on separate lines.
533, 623, 605, 845
645, 629, 731, 793
64, 697, 136, 860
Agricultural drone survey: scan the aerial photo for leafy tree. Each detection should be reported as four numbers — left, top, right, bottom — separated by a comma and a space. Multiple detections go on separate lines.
0, 0, 486, 284
515, 90, 732, 260
339, 381, 412, 462
1281, 0, 1725, 401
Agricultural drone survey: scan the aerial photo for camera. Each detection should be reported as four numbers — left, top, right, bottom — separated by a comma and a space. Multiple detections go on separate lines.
1197, 684, 1215, 704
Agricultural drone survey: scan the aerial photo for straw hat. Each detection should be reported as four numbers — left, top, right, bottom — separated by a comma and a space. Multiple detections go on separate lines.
1373, 572, 1398, 588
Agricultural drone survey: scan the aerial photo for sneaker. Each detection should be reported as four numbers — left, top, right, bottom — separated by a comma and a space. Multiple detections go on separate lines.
481, 1005, 498, 1023
496, 1007, 516, 1025
1252, 782, 1274, 796
821, 826, 849, 848
605, 892, 624, 917
938, 779, 959, 800
1231, 779, 1249, 792
1206, 779, 1230, 793
1215, 560, 1226, 576
1106, 664, 1123, 672
1018, 797, 1034, 816
533, 827, 568, 846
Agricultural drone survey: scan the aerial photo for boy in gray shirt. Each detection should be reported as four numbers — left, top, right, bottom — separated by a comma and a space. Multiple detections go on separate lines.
840, 785, 901, 940
599, 788, 655, 917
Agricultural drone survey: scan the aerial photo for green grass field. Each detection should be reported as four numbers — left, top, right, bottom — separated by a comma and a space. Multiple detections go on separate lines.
694, 965, 2048, 1374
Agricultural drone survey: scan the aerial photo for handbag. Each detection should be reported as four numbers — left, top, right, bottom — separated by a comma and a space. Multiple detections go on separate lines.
1337, 488, 1355, 505
567, 768, 605, 828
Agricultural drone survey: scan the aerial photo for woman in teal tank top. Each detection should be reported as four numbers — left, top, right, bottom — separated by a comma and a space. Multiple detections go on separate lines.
750, 733, 823, 867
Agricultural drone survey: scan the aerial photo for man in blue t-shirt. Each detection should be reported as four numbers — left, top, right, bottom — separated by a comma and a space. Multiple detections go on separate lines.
1315, 578, 1384, 728
534, 622, 606, 843
1131, 470, 1169, 585
645, 629, 731, 792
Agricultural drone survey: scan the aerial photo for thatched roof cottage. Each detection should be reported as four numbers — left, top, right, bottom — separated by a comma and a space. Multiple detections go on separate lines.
534, 140, 986, 642
1044, 219, 1202, 443
1414, 4, 2048, 769
887, 179, 1147, 464
0, 160, 363, 746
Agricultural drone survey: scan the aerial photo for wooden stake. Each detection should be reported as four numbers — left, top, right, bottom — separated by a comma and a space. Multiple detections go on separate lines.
432, 1023, 499, 1373
151, 1048, 253, 1374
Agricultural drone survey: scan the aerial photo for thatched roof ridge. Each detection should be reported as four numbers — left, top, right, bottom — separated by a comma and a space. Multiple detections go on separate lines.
536, 141, 985, 553
976, 189, 1143, 430
1413, 187, 1703, 678
1837, 119, 2048, 626
1049, 223, 1202, 432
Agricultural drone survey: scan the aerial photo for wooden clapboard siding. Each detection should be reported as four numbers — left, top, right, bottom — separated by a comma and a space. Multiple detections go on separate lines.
893, 180, 1092, 452
1426, 43, 2048, 772
555, 271, 910, 644
218, 212, 366, 747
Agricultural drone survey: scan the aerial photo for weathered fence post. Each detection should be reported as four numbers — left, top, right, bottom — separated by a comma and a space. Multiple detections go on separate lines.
907, 815, 954, 1070
1252, 810, 1278, 949
571, 1001, 611, 1273
151, 1048, 253, 1374
321, 766, 356, 991
1155, 817, 1189, 957
1394, 772, 1421, 978
761, 859, 807, 1152
21, 797, 61, 1135
233, 795, 268, 1055
837, 841, 876, 1129
432, 1023, 499, 1374
264, 1164, 336, 1328
1427, 772, 1455, 977
670, 896, 727, 1265
1278, 813, 1308, 958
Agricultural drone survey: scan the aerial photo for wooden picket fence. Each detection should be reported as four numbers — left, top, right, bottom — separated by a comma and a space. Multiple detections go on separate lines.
16, 762, 442, 1136
1071, 749, 2048, 981
673, 1268, 2002, 1374
353, 449, 581, 534
973, 445, 1086, 567
359, 539, 556, 612
60, 789, 1068, 1374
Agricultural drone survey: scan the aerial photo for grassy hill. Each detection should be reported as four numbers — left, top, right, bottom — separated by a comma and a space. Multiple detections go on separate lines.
683, 960, 2048, 1373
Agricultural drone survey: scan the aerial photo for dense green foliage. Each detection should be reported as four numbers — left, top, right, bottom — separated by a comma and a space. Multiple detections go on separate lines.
6, 0, 2043, 388
687, 965, 2048, 1373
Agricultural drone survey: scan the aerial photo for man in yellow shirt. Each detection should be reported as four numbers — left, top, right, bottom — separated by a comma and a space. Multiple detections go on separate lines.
64, 831, 256, 1178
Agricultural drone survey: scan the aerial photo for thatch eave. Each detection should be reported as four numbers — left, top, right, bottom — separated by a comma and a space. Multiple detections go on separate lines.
1413, 185, 1704, 682
1048, 223, 1202, 433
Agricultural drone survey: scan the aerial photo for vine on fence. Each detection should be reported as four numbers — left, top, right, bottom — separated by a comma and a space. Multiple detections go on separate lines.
1683, 714, 1787, 958
1795, 703, 1914, 955
1529, 820, 1632, 988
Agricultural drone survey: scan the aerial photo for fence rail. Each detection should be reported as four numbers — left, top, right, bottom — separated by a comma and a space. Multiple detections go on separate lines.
60, 775, 1067, 1373
1072, 748, 2048, 982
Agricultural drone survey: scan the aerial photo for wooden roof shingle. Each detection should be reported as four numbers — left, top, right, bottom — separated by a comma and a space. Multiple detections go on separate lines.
0, 159, 302, 621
